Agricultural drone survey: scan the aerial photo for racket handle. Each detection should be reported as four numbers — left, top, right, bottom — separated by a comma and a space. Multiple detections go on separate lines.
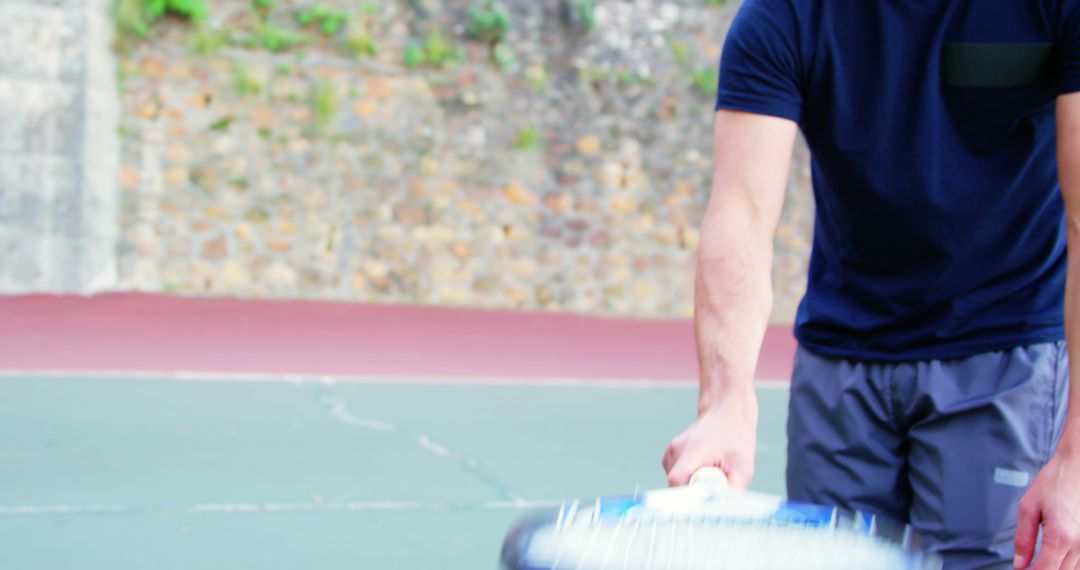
689, 467, 730, 489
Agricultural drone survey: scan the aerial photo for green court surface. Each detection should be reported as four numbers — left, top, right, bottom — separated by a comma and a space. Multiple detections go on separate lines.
0, 376, 789, 569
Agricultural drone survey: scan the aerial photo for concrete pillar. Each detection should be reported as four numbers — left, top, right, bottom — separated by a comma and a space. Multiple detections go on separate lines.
0, 0, 119, 293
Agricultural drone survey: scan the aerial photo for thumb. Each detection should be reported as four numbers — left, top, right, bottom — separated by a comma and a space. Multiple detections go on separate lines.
1014, 498, 1040, 569
726, 467, 752, 492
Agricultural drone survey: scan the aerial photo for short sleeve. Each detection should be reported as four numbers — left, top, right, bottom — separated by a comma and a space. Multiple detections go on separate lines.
1056, 0, 1080, 94
715, 0, 803, 122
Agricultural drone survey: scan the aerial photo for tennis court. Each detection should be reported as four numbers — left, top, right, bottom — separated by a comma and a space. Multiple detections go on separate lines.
0, 295, 795, 569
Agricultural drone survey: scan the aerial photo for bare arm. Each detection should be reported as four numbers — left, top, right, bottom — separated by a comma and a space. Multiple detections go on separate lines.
1015, 92, 1080, 570
696, 111, 798, 410
1059, 93, 1080, 464
662, 109, 799, 489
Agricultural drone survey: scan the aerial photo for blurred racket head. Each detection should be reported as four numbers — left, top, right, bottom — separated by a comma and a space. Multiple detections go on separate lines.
500, 476, 941, 570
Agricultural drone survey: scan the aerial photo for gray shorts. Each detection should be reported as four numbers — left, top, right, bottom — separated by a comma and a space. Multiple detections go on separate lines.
786, 342, 1069, 569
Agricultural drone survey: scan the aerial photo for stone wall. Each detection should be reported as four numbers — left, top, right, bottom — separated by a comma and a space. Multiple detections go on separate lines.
0, 0, 119, 293
115, 0, 811, 320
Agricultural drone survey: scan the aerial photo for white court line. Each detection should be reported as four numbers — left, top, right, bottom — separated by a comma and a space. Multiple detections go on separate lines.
0, 501, 560, 516
0, 369, 793, 389
0, 499, 565, 517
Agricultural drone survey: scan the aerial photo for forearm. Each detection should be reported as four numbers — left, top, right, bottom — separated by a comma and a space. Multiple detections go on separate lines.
1058, 92, 1080, 455
1061, 242, 1080, 455
691, 110, 796, 415
694, 191, 776, 414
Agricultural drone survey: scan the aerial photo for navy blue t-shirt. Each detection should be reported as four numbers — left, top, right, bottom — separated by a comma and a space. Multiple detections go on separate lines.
717, 0, 1080, 360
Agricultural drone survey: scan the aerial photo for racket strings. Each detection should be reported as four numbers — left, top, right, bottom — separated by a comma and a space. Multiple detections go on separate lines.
535, 504, 915, 570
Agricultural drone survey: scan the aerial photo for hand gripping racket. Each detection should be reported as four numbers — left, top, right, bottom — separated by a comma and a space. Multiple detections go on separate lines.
500, 467, 941, 570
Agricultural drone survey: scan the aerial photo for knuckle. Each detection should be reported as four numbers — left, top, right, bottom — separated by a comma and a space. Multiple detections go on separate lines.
1047, 523, 1077, 546
1060, 521, 1080, 542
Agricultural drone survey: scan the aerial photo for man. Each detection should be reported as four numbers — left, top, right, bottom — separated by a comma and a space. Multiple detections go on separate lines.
661, 1, 1080, 568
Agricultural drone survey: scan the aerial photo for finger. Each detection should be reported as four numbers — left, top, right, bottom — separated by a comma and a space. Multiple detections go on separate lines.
661, 437, 684, 473
726, 465, 753, 492
1015, 499, 1041, 569
667, 452, 704, 487
1032, 529, 1068, 570
1061, 549, 1080, 570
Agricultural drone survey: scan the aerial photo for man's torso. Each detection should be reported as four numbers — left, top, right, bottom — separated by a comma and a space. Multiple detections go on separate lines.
719, 0, 1080, 360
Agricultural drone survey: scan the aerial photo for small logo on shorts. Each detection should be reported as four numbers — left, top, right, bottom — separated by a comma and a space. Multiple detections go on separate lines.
993, 468, 1031, 488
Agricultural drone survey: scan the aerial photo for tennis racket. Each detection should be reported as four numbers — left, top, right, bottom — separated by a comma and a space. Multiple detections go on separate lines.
500, 468, 941, 570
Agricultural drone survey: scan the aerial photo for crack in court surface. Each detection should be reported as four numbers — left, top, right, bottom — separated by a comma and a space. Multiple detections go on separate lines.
313, 388, 529, 505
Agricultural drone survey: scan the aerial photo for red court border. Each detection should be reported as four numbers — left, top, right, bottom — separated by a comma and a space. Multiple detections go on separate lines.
0, 294, 795, 383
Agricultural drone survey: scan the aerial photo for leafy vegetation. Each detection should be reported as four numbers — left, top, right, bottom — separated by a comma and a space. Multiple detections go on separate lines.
466, 1, 511, 44
233, 65, 263, 96
689, 67, 718, 98
188, 26, 230, 55
209, 116, 233, 132
342, 2, 382, 59
344, 29, 378, 58
491, 43, 516, 70
514, 126, 543, 151
313, 82, 339, 130
114, 0, 209, 46
405, 30, 465, 69
240, 24, 306, 52
669, 39, 691, 67
297, 5, 349, 36
403, 43, 425, 69
525, 65, 548, 92
561, 0, 596, 30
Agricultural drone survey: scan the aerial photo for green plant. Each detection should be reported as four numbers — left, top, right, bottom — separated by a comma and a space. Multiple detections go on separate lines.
562, 0, 596, 30
344, 28, 378, 58
242, 24, 305, 52
253, 0, 275, 9
690, 67, 718, 98
148, 0, 209, 22
707, 0, 728, 5
525, 65, 548, 92
514, 126, 542, 150
466, 1, 511, 44
188, 26, 230, 55
345, 32, 378, 57
491, 43, 516, 70
670, 39, 691, 67
342, 1, 384, 59
297, 5, 349, 36
209, 116, 233, 132
428, 30, 465, 67
404, 42, 425, 68
114, 0, 209, 42
114, 0, 149, 39
618, 70, 651, 87
234, 66, 263, 96
405, 30, 464, 69
313, 82, 338, 130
